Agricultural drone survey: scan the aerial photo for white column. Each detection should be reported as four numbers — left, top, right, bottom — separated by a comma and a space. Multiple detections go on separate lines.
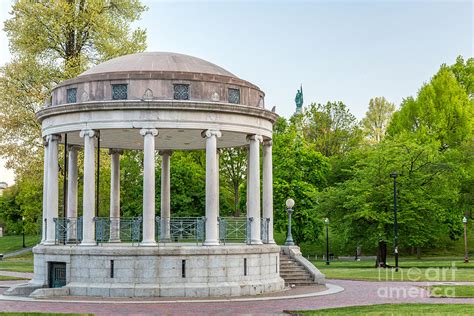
109, 149, 122, 242
67, 146, 79, 241
263, 139, 275, 244
44, 134, 60, 245
140, 128, 158, 246
202, 129, 222, 246
80, 129, 96, 246
159, 150, 172, 242
216, 149, 220, 218
41, 138, 48, 244
247, 134, 263, 245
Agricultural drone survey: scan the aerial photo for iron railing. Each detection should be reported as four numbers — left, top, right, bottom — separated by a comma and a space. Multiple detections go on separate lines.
156, 217, 205, 244
95, 217, 142, 243
53, 216, 267, 245
53, 217, 82, 244
261, 218, 270, 243
219, 217, 249, 244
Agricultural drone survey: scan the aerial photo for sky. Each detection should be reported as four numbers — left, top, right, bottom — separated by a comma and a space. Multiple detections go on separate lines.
0, 0, 472, 185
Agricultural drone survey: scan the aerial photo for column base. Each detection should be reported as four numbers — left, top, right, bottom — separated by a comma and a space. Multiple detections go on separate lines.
42, 240, 55, 246
80, 241, 97, 246
249, 240, 263, 245
266, 239, 276, 244
203, 240, 220, 246
140, 241, 157, 247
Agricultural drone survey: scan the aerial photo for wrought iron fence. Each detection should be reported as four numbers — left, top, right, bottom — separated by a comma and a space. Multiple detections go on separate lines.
94, 217, 111, 243
261, 218, 270, 243
219, 217, 249, 244
119, 217, 142, 243
95, 217, 142, 243
156, 217, 205, 244
52, 216, 271, 245
53, 217, 82, 244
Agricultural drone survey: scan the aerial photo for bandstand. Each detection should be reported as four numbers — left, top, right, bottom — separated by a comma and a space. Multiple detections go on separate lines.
12, 52, 286, 297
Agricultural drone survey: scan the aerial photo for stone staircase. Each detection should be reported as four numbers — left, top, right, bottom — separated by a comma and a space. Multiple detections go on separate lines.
279, 251, 315, 286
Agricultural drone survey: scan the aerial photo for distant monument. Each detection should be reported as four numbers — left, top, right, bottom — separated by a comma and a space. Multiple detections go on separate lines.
294, 85, 303, 114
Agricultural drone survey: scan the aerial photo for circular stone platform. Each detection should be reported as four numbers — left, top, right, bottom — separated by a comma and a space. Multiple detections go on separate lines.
30, 244, 283, 298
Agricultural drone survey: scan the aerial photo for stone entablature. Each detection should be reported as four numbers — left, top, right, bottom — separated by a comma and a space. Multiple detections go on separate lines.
51, 71, 265, 108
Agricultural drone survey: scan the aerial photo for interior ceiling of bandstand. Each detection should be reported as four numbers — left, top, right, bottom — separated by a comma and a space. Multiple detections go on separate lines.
61, 128, 249, 150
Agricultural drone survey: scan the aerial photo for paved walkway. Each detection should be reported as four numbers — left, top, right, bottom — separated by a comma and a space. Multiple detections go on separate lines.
0, 279, 472, 315
0, 271, 33, 279
3, 247, 33, 258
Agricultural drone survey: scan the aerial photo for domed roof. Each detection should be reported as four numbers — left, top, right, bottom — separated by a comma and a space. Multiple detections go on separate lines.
79, 52, 237, 78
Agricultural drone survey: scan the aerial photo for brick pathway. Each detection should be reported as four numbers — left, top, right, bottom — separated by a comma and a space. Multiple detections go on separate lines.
0, 280, 472, 315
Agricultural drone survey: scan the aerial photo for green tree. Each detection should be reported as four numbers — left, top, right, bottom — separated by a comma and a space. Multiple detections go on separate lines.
219, 147, 247, 217
362, 97, 395, 144
388, 66, 472, 149
4, 0, 147, 77
273, 117, 330, 244
0, 0, 147, 177
168, 152, 206, 217
303, 101, 362, 157
449, 56, 474, 99
318, 133, 463, 265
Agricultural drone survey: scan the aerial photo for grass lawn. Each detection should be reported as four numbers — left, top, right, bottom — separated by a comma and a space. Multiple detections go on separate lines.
0, 251, 34, 273
0, 275, 28, 281
313, 258, 474, 282
289, 303, 474, 315
0, 235, 41, 254
429, 285, 474, 298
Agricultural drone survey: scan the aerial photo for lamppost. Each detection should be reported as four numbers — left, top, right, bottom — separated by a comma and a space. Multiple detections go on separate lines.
22, 216, 26, 248
463, 216, 469, 263
390, 172, 399, 272
285, 198, 295, 246
325, 218, 330, 265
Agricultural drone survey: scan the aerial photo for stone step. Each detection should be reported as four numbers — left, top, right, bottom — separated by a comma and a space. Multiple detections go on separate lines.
279, 252, 317, 287
280, 275, 312, 281
280, 272, 312, 278
280, 271, 312, 276
286, 281, 316, 286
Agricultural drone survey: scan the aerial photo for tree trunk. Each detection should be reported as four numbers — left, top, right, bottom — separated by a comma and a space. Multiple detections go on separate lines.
233, 182, 240, 217
375, 241, 387, 268
416, 246, 421, 259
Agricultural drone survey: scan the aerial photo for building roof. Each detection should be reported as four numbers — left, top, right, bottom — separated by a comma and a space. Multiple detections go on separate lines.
79, 52, 237, 78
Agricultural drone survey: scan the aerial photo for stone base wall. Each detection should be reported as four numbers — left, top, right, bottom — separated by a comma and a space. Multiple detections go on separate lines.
31, 244, 285, 297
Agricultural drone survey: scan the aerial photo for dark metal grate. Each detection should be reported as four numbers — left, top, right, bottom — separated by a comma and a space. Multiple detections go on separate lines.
67, 88, 77, 103
50, 262, 66, 288
228, 88, 240, 104
112, 84, 128, 100
174, 84, 189, 100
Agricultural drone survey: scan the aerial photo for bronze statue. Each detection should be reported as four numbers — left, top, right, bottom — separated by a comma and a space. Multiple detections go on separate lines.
295, 85, 303, 113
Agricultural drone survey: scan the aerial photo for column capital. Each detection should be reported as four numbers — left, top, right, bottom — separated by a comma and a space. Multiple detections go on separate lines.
140, 128, 158, 137
108, 148, 124, 155
201, 129, 222, 138
79, 129, 96, 138
263, 139, 273, 147
246, 134, 263, 143
158, 150, 173, 156
46, 134, 61, 143
67, 145, 80, 152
